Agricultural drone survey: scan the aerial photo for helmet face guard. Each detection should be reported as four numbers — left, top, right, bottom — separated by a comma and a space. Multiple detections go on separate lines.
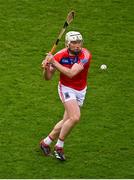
65, 31, 83, 47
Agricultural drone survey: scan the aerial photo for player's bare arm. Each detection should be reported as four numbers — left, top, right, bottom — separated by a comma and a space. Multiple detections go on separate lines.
43, 65, 56, 80
42, 53, 84, 78
42, 57, 56, 80
52, 60, 84, 78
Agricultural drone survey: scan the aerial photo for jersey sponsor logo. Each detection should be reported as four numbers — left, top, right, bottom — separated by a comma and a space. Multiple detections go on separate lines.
61, 58, 70, 64
60, 57, 78, 65
80, 58, 88, 65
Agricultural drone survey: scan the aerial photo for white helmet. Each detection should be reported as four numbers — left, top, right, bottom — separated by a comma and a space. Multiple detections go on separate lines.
65, 31, 83, 47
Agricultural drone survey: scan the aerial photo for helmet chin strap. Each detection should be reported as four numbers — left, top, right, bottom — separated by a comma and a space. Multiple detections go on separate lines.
68, 48, 81, 55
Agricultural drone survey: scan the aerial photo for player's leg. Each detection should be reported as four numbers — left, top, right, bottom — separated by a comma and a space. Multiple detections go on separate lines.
54, 99, 80, 161
40, 110, 68, 156
59, 99, 80, 141
49, 110, 69, 140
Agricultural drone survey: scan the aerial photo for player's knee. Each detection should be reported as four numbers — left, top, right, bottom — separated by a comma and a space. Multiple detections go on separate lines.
71, 114, 81, 123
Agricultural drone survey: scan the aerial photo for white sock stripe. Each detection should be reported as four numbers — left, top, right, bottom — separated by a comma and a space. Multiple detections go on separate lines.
56, 139, 64, 148
44, 136, 52, 145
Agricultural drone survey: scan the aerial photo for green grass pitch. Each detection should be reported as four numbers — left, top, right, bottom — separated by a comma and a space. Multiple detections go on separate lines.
0, 0, 133, 178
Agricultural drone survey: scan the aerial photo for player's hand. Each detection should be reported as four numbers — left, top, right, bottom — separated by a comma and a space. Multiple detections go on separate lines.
46, 53, 54, 63
41, 53, 54, 69
41, 58, 49, 69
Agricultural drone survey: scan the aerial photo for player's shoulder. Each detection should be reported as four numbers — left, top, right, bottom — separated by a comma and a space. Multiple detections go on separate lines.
54, 48, 68, 56
54, 48, 68, 62
82, 48, 91, 56
81, 48, 92, 59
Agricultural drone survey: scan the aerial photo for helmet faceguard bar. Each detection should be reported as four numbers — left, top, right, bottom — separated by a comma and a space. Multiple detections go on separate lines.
68, 34, 82, 42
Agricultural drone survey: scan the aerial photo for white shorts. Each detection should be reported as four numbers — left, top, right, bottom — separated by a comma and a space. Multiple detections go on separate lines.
58, 83, 87, 107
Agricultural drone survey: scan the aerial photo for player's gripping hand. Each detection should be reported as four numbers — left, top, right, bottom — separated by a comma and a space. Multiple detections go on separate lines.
42, 60, 49, 70
42, 53, 54, 70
